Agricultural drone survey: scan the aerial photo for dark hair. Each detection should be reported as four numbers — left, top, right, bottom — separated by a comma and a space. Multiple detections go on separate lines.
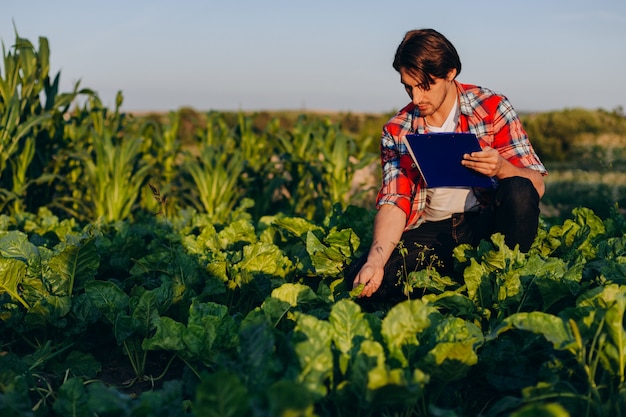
392, 29, 462, 89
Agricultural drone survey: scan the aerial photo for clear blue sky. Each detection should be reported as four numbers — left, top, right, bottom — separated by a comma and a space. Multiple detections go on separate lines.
2, 0, 625, 113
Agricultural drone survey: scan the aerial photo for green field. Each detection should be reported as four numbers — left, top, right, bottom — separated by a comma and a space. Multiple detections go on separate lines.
2, 33, 626, 417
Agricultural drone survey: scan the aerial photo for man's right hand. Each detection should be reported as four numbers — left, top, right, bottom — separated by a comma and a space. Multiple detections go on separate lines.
352, 262, 385, 297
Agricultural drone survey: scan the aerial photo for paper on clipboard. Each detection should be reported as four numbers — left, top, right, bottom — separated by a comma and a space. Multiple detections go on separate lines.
402, 132, 494, 188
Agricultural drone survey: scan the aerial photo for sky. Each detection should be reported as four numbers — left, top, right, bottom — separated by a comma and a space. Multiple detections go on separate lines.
2, 0, 625, 114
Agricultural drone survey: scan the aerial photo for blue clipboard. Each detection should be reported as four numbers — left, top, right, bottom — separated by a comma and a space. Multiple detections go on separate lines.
403, 132, 494, 188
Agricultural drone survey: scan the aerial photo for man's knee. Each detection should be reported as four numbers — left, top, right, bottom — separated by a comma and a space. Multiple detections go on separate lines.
495, 177, 540, 217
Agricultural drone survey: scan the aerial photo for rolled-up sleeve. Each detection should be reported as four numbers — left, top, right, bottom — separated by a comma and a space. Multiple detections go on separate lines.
375, 128, 421, 221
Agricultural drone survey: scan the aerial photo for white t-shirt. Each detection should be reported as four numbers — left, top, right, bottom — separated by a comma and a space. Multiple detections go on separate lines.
423, 100, 480, 222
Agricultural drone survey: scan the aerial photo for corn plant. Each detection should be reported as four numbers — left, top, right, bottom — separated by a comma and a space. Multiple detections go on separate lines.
138, 111, 184, 213
0, 32, 92, 215
273, 116, 377, 221
64, 95, 151, 223
273, 115, 328, 220
181, 143, 247, 224
316, 121, 376, 210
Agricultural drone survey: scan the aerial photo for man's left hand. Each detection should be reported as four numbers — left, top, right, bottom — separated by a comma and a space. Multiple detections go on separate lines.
461, 146, 503, 177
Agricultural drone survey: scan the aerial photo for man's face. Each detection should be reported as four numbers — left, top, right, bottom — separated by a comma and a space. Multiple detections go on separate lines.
400, 67, 456, 119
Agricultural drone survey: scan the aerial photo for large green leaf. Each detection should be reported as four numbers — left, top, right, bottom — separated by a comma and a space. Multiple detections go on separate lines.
350, 339, 428, 408
381, 299, 432, 367
463, 258, 493, 308
305, 230, 346, 276
141, 316, 186, 352
293, 312, 333, 397
271, 282, 317, 308
266, 380, 316, 417
577, 284, 626, 382
0, 257, 29, 308
329, 299, 372, 374
192, 370, 251, 417
132, 290, 160, 337
239, 241, 294, 278
0, 230, 39, 265
46, 236, 99, 297
421, 316, 483, 382
85, 280, 129, 324
52, 377, 90, 417
489, 312, 577, 353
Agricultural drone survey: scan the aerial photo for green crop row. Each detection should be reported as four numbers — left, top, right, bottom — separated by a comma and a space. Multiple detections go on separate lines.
1, 202, 626, 416
0, 33, 378, 227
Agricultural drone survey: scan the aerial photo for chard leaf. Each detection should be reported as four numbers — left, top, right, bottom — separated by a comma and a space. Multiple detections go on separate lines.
463, 259, 493, 308
271, 283, 317, 308
0, 230, 38, 264
510, 402, 571, 416
42, 295, 71, 321
177, 301, 238, 365
352, 340, 427, 407
237, 321, 281, 390
267, 380, 316, 417
239, 241, 293, 278
306, 230, 345, 277
53, 377, 90, 417
329, 299, 372, 352
273, 216, 323, 239
577, 284, 626, 381
329, 299, 372, 374
47, 237, 99, 297
49, 351, 101, 379
520, 255, 581, 311
602, 286, 626, 382
480, 233, 526, 271
142, 316, 186, 351
293, 312, 333, 397
352, 340, 387, 395
260, 297, 292, 327
114, 314, 140, 344
548, 207, 605, 261
496, 269, 523, 312
0, 258, 29, 308
85, 280, 129, 324
85, 382, 130, 416
422, 317, 483, 382
324, 227, 360, 259
422, 291, 479, 320
381, 300, 431, 367
0, 375, 34, 417
489, 312, 577, 353
132, 290, 159, 337
134, 381, 185, 416
193, 370, 250, 417
217, 219, 257, 249
406, 268, 457, 294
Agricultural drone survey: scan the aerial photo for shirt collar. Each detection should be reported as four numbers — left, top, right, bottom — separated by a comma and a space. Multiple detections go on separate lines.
455, 81, 474, 117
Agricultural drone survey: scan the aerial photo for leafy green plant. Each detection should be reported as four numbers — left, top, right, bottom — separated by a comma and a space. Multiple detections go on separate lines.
180, 144, 247, 224
0, 32, 92, 215
68, 96, 151, 223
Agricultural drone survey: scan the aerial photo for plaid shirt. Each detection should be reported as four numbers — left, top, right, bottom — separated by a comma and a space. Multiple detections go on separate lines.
376, 82, 547, 230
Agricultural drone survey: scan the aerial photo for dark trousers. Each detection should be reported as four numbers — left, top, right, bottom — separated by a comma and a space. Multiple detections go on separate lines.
345, 176, 540, 301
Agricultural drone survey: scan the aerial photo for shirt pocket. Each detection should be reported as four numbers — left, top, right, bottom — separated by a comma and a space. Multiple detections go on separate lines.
399, 154, 420, 183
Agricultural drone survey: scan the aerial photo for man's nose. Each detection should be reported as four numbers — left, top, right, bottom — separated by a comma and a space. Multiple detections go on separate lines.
411, 87, 424, 104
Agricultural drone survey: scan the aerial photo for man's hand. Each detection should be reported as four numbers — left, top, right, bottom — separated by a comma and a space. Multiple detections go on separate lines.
352, 262, 385, 298
461, 146, 503, 177
462, 145, 546, 197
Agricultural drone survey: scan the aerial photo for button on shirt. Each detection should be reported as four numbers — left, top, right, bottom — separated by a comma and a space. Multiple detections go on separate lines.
376, 81, 548, 230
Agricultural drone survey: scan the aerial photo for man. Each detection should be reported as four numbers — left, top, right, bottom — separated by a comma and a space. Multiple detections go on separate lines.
349, 28, 547, 300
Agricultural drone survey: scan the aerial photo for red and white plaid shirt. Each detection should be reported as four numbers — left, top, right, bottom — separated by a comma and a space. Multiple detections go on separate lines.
376, 81, 547, 230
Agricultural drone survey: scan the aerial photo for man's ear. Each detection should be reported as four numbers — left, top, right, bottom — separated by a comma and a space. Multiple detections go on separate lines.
447, 68, 457, 80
